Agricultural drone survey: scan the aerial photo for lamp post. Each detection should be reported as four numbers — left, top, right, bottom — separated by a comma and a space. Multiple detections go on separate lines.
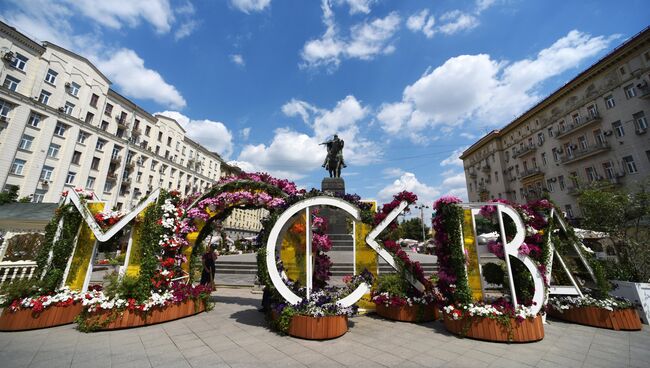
414, 204, 429, 241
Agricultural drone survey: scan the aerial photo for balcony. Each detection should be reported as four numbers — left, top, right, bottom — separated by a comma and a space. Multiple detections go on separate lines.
513, 144, 536, 158
567, 186, 581, 196
469, 171, 477, 179
555, 113, 602, 139
561, 141, 610, 164
481, 165, 491, 173
121, 177, 131, 186
638, 83, 650, 99
106, 172, 118, 181
125, 161, 135, 171
110, 155, 122, 166
519, 167, 543, 180
131, 128, 142, 137
115, 117, 128, 129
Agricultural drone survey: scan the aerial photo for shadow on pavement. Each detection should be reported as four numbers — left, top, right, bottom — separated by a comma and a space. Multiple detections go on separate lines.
212, 294, 261, 308
230, 309, 272, 329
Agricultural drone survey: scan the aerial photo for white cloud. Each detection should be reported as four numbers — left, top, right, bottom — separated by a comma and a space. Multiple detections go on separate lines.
1, 0, 190, 109
230, 0, 271, 13
406, 9, 435, 38
64, 0, 174, 33
382, 167, 405, 178
460, 132, 478, 139
236, 95, 380, 179
240, 127, 251, 140
335, 0, 375, 15
378, 30, 616, 142
377, 172, 441, 210
156, 111, 234, 158
230, 54, 246, 67
440, 147, 468, 167
475, 0, 498, 13
97, 50, 186, 109
301, 0, 400, 70
437, 10, 479, 35
174, 20, 199, 40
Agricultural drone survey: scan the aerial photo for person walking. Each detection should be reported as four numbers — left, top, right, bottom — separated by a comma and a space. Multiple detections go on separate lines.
200, 247, 217, 290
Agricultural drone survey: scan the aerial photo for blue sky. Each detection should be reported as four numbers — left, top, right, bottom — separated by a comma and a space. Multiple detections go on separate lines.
2, 0, 648, 212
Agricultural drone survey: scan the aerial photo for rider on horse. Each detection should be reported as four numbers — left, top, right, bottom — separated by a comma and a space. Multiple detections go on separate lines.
321, 134, 347, 172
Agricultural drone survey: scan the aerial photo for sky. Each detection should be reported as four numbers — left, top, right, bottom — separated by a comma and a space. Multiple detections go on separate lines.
1, 0, 648, 217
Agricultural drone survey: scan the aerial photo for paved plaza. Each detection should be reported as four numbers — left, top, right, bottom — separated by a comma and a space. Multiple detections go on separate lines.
1, 288, 648, 368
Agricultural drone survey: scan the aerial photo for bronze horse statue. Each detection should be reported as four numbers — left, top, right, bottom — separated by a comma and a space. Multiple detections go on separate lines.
321, 134, 346, 178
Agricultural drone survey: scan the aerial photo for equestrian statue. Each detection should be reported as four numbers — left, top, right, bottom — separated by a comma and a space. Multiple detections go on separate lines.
321, 134, 346, 178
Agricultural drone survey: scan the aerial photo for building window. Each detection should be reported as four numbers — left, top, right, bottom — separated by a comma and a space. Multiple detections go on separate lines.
158, 132, 163, 142
547, 179, 555, 192
0, 99, 11, 118
45, 69, 58, 84
145, 125, 151, 136
559, 120, 566, 132
112, 147, 121, 159
64, 102, 75, 115
77, 131, 89, 144
537, 132, 544, 146
558, 175, 565, 190
552, 148, 560, 162
623, 156, 638, 174
136, 172, 142, 183
96, 138, 106, 151
594, 129, 605, 145
39, 166, 53, 181
71, 151, 82, 165
33, 190, 46, 203
3, 75, 20, 91
84, 112, 94, 124
624, 84, 636, 99
572, 113, 580, 125
10, 158, 26, 175
86, 176, 95, 189
586, 167, 598, 182
603, 161, 615, 179
47, 143, 60, 158
100, 121, 109, 131
91, 157, 100, 170
65, 172, 76, 185
19, 134, 34, 150
587, 104, 598, 118
541, 152, 547, 166
10, 53, 28, 70
578, 135, 588, 150
565, 205, 574, 219
633, 111, 647, 131
28, 112, 42, 128
104, 103, 113, 116
103, 181, 114, 193
38, 90, 51, 104
90, 93, 99, 108
612, 121, 624, 137
167, 137, 172, 146
68, 82, 80, 97
605, 95, 615, 109
54, 122, 68, 136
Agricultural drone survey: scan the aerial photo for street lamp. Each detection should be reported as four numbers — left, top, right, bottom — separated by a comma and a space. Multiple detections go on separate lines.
414, 204, 429, 241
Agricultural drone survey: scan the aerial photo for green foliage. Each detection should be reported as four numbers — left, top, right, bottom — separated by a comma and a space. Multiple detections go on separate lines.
274, 305, 297, 333
440, 203, 472, 304
0, 185, 19, 205
134, 190, 168, 300
578, 189, 629, 236
398, 218, 429, 241
599, 258, 638, 283
481, 263, 504, 285
103, 273, 148, 301
374, 273, 409, 297
18, 196, 32, 203
0, 279, 42, 307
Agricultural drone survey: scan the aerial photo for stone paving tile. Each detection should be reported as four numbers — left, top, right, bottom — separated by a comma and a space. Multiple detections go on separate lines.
1, 288, 649, 368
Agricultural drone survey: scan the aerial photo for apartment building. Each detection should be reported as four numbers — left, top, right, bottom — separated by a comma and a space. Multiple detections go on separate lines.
461, 26, 650, 219
0, 21, 228, 210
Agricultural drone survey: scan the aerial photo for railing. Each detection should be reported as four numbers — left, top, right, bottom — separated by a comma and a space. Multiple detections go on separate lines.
0, 261, 38, 285
561, 141, 610, 164
513, 144, 536, 158
555, 113, 602, 138
519, 167, 542, 180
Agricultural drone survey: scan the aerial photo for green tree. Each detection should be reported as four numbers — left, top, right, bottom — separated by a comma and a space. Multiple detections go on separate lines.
578, 178, 650, 282
398, 217, 430, 241
0, 185, 19, 205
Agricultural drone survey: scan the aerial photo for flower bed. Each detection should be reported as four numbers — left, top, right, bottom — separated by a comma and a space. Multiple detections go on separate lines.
78, 298, 206, 331
376, 303, 438, 323
443, 312, 544, 343
287, 315, 348, 340
0, 303, 84, 331
0, 287, 87, 331
547, 296, 641, 330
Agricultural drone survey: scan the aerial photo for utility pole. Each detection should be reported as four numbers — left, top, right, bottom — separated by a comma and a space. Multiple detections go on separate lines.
414, 204, 429, 241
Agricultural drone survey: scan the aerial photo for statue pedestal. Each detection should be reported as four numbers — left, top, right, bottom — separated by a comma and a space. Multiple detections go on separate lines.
321, 178, 345, 196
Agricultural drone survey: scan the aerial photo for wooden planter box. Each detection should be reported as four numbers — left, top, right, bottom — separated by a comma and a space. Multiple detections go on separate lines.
288, 315, 348, 340
443, 313, 544, 343
0, 303, 84, 331
83, 299, 206, 331
548, 306, 641, 331
376, 303, 439, 322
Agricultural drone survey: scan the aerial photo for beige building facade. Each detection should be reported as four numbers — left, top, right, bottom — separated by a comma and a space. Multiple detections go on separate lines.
461, 27, 650, 219
0, 21, 229, 210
